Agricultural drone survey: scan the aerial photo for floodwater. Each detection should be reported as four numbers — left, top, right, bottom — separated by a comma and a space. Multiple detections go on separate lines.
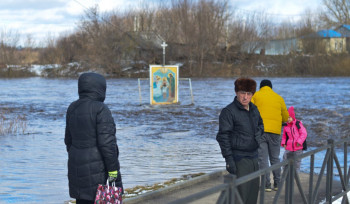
0, 77, 349, 203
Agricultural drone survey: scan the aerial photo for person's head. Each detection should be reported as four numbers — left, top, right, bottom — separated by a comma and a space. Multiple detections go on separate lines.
78, 72, 106, 102
260, 79, 272, 89
287, 106, 295, 123
234, 77, 256, 108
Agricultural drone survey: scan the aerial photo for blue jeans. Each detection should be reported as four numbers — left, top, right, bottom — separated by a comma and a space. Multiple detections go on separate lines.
258, 132, 281, 187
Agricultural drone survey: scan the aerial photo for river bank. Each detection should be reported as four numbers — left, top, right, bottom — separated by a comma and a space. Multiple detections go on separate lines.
2, 53, 350, 79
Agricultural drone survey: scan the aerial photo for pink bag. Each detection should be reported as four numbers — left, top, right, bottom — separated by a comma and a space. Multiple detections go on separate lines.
94, 179, 123, 204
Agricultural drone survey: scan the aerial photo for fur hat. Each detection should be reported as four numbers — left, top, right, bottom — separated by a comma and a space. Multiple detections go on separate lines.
260, 79, 272, 89
234, 77, 257, 94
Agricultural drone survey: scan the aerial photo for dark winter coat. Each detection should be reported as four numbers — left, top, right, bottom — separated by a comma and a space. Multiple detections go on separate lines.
65, 72, 122, 201
216, 96, 264, 160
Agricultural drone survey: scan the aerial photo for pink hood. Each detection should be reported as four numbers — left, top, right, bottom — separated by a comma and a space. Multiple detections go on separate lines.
288, 106, 295, 121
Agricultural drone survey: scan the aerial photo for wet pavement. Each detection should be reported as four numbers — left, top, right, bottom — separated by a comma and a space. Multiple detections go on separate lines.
124, 170, 343, 204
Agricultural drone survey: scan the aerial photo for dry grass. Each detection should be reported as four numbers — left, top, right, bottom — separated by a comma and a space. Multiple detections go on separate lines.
332, 56, 350, 76
0, 112, 27, 135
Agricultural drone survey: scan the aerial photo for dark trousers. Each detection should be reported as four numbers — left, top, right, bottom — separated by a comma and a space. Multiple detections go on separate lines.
235, 157, 260, 204
76, 199, 94, 204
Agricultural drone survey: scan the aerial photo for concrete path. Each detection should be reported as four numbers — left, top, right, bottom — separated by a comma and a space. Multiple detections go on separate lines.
123, 169, 343, 204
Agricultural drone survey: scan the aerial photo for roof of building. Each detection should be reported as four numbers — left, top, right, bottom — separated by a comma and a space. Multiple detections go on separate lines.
335, 24, 350, 37
340, 24, 350, 30
303, 29, 342, 38
316, 29, 342, 37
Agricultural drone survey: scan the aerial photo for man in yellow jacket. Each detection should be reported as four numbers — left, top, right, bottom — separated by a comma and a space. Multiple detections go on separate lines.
251, 79, 289, 192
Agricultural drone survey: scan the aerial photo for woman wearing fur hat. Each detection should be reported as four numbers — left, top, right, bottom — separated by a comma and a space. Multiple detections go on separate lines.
216, 77, 264, 204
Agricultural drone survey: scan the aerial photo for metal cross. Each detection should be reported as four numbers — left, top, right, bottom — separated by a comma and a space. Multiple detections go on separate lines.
161, 41, 167, 66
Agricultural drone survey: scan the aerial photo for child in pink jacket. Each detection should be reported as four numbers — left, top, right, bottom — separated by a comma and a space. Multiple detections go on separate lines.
281, 106, 307, 171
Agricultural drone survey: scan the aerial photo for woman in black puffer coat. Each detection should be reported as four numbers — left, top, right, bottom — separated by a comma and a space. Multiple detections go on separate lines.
65, 72, 122, 204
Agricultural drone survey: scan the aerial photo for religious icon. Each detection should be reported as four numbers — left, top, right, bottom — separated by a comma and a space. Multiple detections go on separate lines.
150, 65, 178, 105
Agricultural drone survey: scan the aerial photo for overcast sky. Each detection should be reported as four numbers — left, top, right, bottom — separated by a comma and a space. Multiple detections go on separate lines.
0, 0, 323, 46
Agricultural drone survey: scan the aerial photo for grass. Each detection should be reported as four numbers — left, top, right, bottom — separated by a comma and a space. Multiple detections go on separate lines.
0, 111, 27, 135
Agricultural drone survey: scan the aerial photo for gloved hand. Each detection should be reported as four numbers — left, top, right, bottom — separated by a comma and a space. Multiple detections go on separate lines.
108, 170, 118, 183
225, 156, 237, 174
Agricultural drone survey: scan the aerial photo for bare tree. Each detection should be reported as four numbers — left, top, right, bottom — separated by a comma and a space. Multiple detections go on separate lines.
0, 29, 20, 65
192, 0, 229, 76
320, 0, 350, 27
152, 3, 179, 44
39, 33, 60, 64
170, 0, 196, 75
296, 9, 320, 36
75, 6, 123, 74
273, 21, 297, 40
229, 11, 273, 54
20, 34, 37, 65
295, 10, 327, 55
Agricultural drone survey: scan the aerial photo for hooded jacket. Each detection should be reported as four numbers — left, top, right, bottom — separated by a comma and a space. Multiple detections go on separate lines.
216, 97, 264, 160
251, 86, 289, 135
64, 72, 122, 201
281, 106, 307, 151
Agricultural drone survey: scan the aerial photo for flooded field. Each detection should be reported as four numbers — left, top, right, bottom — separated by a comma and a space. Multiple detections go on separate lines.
0, 77, 349, 203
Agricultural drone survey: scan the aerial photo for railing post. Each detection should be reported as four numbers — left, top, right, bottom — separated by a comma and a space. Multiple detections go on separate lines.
289, 154, 295, 204
344, 141, 348, 188
188, 78, 194, 104
285, 162, 289, 203
309, 154, 315, 204
259, 174, 266, 204
138, 78, 142, 105
285, 156, 295, 204
223, 174, 236, 204
326, 139, 334, 203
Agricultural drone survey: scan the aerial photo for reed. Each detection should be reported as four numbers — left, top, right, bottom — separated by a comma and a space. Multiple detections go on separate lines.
0, 112, 27, 135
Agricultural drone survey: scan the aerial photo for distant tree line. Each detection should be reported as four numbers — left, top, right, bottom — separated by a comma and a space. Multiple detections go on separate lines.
1, 0, 350, 77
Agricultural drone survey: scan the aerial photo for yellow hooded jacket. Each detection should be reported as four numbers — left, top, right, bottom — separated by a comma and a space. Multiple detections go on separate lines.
251, 86, 289, 134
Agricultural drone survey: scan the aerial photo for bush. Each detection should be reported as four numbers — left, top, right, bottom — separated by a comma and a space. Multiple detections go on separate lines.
0, 67, 36, 78
331, 55, 350, 76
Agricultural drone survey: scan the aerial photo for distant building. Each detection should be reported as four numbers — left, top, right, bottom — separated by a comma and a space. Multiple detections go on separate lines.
241, 38, 301, 55
121, 31, 165, 61
335, 24, 350, 52
301, 29, 346, 54
241, 29, 347, 55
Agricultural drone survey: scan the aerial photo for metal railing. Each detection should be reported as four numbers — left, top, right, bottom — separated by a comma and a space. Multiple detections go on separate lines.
170, 138, 350, 204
